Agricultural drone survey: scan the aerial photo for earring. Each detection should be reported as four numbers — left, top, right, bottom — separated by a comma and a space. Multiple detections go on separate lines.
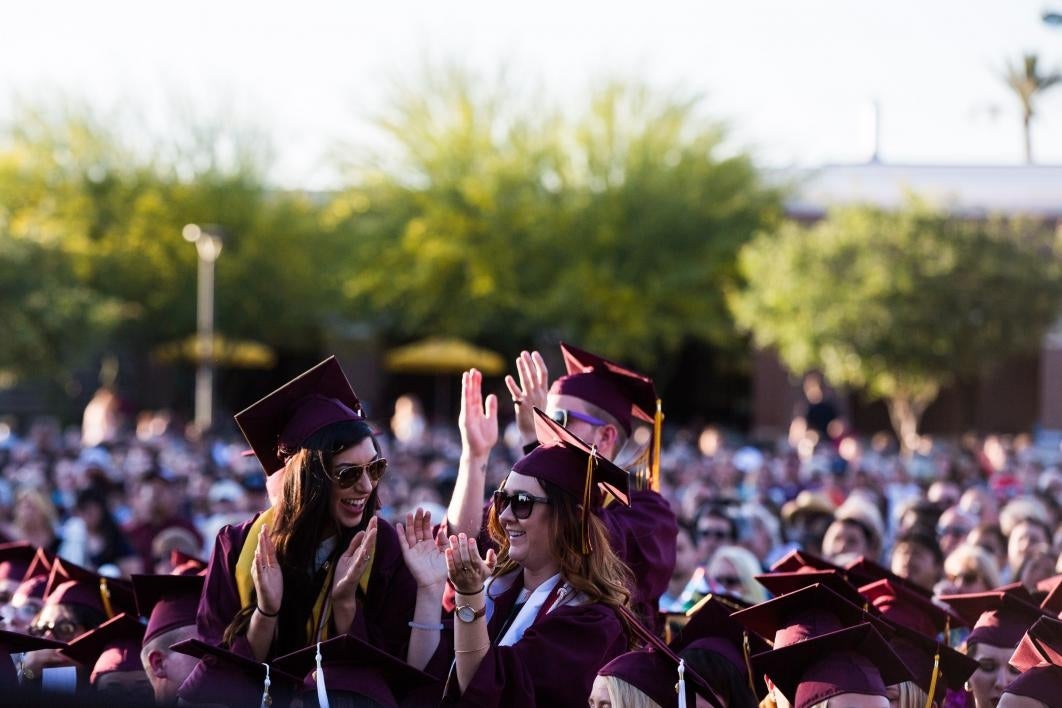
963, 680, 971, 692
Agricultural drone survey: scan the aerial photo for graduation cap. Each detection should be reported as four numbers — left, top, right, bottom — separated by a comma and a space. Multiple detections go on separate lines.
602, 607, 724, 708
12, 547, 52, 601
512, 408, 630, 553
1041, 575, 1062, 616
768, 549, 844, 575
0, 542, 38, 588
0, 629, 67, 688
234, 356, 365, 475
886, 624, 978, 703
755, 569, 868, 610
271, 634, 439, 708
938, 589, 1050, 648
44, 559, 135, 618
843, 555, 933, 598
551, 342, 663, 487
1003, 616, 1062, 704
672, 593, 769, 695
173, 638, 301, 708
131, 574, 203, 644
858, 578, 965, 638
730, 583, 890, 648
751, 623, 912, 708
169, 549, 207, 576
58, 612, 145, 685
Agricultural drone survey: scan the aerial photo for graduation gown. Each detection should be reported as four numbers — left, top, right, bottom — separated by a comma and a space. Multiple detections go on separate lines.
196, 511, 416, 660
440, 572, 628, 707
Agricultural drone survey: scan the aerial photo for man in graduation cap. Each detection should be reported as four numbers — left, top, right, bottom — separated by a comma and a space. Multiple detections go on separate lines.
58, 612, 153, 703
448, 343, 677, 629
133, 573, 204, 705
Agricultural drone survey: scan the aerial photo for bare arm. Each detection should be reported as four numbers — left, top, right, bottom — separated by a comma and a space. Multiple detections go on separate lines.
447, 369, 498, 537
398, 509, 450, 669
447, 534, 496, 692
246, 609, 277, 662
248, 526, 283, 661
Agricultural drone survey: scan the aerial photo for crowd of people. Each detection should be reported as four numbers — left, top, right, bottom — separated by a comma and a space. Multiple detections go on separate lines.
0, 344, 1059, 707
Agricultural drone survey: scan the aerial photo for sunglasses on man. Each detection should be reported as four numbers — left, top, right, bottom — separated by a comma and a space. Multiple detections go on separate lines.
330, 458, 388, 489
492, 490, 551, 520
547, 408, 607, 429
28, 619, 81, 641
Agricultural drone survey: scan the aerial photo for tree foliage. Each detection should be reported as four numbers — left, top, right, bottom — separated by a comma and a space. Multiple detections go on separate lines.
729, 200, 1062, 448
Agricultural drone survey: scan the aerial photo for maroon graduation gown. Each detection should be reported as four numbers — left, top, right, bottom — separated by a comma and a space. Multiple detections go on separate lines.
440, 576, 628, 707
195, 511, 416, 660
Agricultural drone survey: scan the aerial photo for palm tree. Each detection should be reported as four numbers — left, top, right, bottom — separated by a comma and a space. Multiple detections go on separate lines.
1002, 53, 1062, 163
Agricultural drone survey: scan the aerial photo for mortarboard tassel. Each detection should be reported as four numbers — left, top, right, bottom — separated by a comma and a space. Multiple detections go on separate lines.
260, 662, 272, 708
743, 631, 756, 694
677, 658, 687, 708
99, 578, 114, 619
651, 399, 663, 492
924, 647, 940, 708
944, 615, 951, 647
315, 642, 329, 708
581, 447, 597, 554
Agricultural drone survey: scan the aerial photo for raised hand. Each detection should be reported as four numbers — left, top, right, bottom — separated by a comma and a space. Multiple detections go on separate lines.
504, 350, 550, 443
445, 533, 497, 593
397, 508, 449, 590
332, 515, 377, 607
252, 524, 284, 614
459, 368, 499, 458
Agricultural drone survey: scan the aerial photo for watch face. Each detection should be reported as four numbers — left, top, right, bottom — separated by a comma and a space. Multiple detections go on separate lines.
457, 605, 481, 623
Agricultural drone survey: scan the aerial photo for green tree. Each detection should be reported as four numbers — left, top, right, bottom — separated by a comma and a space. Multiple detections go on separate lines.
729, 200, 1062, 451
1002, 53, 1061, 163
332, 68, 782, 367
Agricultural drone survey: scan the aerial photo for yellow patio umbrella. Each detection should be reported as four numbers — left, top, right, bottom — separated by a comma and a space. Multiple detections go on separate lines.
384, 337, 506, 375
151, 335, 277, 369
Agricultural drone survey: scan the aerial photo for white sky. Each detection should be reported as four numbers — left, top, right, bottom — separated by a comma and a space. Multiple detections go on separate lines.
1, 0, 1060, 188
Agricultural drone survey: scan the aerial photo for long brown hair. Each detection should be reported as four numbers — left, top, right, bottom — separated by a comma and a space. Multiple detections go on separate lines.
223, 419, 380, 653
487, 478, 635, 644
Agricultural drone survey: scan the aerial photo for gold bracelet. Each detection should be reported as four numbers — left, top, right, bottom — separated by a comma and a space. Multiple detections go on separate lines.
455, 644, 491, 654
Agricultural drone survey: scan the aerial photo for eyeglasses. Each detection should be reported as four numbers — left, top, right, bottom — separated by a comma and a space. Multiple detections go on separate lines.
949, 571, 981, 586
28, 619, 81, 641
330, 458, 388, 489
547, 408, 607, 429
492, 490, 551, 520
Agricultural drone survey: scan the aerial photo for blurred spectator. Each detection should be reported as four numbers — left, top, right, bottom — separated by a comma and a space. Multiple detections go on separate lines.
822, 496, 884, 563
1016, 548, 1057, 594
659, 522, 698, 611
2, 489, 60, 554
124, 472, 203, 572
58, 489, 138, 574
81, 387, 122, 447
940, 544, 1000, 594
889, 527, 944, 591
705, 545, 768, 605
1006, 517, 1052, 579
779, 490, 835, 553
967, 523, 1009, 581
958, 487, 999, 526
936, 506, 978, 558
693, 504, 738, 567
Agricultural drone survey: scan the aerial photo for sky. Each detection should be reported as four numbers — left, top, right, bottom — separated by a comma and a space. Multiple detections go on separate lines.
1, 0, 1060, 189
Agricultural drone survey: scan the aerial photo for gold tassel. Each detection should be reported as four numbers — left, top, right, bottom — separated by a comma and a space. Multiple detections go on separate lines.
581, 446, 596, 554
944, 616, 950, 647
651, 399, 663, 492
743, 631, 755, 694
924, 648, 941, 708
99, 578, 114, 619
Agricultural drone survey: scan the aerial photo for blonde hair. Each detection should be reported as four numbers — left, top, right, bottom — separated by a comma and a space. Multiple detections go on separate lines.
15, 488, 58, 528
604, 675, 663, 708
945, 543, 1000, 590
709, 545, 769, 604
892, 680, 928, 708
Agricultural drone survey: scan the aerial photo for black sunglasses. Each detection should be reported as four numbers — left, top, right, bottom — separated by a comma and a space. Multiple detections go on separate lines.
29, 619, 80, 641
331, 458, 388, 489
492, 490, 551, 520
548, 408, 607, 428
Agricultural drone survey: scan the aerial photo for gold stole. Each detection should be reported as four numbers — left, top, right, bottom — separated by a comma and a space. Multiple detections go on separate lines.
234, 507, 376, 643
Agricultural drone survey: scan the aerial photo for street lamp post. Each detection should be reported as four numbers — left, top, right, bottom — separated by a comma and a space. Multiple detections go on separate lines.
182, 223, 225, 432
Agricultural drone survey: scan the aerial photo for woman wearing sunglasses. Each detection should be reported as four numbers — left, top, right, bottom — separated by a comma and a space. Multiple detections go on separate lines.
403, 407, 635, 706
194, 357, 417, 664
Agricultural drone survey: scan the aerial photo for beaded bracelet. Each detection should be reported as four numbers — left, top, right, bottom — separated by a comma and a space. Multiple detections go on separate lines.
408, 621, 444, 631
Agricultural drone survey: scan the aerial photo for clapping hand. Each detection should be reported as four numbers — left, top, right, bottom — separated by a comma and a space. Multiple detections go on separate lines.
332, 515, 377, 606
445, 533, 496, 594
252, 524, 283, 615
397, 508, 450, 590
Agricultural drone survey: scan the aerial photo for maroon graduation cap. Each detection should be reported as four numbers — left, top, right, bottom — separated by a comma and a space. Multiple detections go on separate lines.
58, 612, 145, 685
272, 634, 439, 708
131, 574, 204, 644
12, 547, 52, 601
169, 549, 207, 576
858, 578, 965, 638
844, 555, 933, 598
1003, 616, 1062, 704
0, 542, 38, 588
235, 356, 365, 475
512, 407, 630, 553
768, 549, 845, 575
1041, 575, 1062, 616
672, 593, 769, 694
751, 623, 912, 708
730, 583, 891, 648
43, 558, 135, 618
939, 589, 1051, 649
755, 568, 868, 610
551, 342, 658, 434
174, 638, 301, 707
